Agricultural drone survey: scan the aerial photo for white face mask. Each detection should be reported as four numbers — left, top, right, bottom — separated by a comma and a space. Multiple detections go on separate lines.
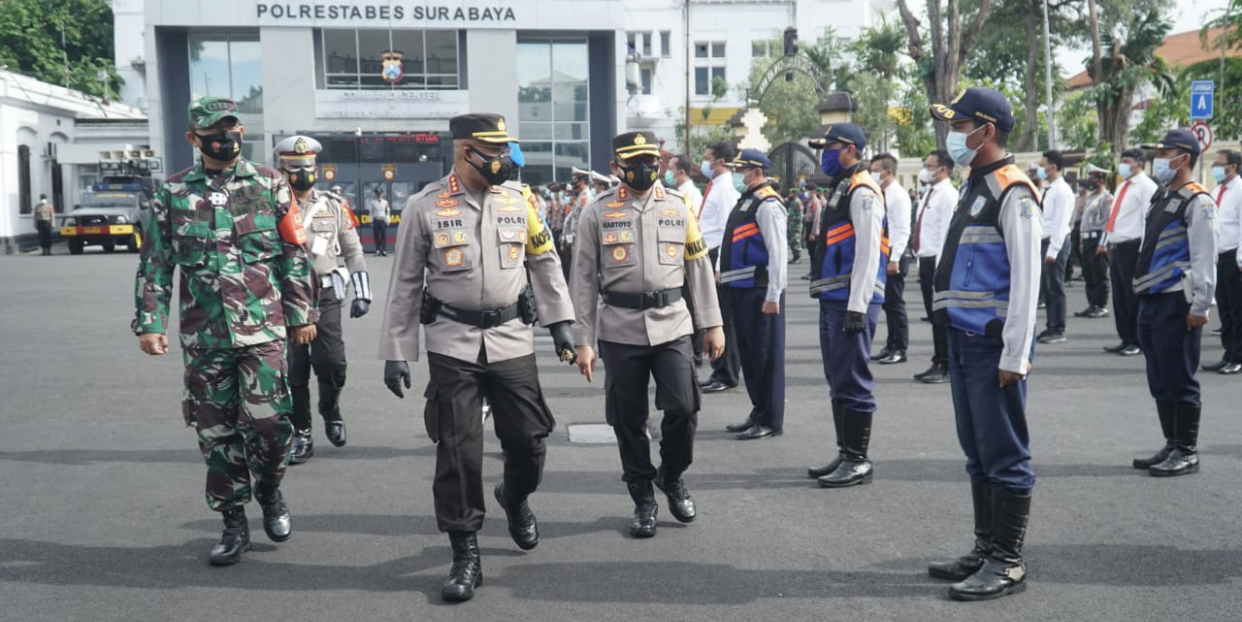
1153, 156, 1183, 185
1118, 163, 1132, 179
918, 168, 933, 184
946, 125, 986, 167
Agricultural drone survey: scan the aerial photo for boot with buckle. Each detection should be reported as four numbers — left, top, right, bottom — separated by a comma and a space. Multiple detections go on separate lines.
817, 409, 874, 487
808, 403, 844, 478
1132, 402, 1175, 469
929, 479, 992, 580
949, 487, 1031, 601
1149, 403, 1200, 477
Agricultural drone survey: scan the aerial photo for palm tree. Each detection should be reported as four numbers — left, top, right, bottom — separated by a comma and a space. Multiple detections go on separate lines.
1087, 1, 1174, 151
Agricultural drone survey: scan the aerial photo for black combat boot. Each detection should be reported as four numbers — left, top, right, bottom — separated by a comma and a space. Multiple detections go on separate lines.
627, 480, 658, 538
655, 464, 696, 523
255, 482, 292, 542
949, 487, 1030, 601
208, 507, 250, 566
494, 481, 539, 550
289, 429, 314, 465
1132, 402, 1175, 469
929, 479, 993, 580
817, 409, 873, 488
442, 531, 482, 602
1150, 403, 1201, 477
807, 403, 845, 478
319, 381, 347, 447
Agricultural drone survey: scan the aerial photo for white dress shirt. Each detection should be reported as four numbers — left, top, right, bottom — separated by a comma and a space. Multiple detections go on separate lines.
913, 177, 956, 258
1040, 175, 1075, 258
1102, 172, 1158, 245
698, 170, 739, 250
677, 178, 703, 217
1212, 175, 1242, 255
883, 181, 912, 260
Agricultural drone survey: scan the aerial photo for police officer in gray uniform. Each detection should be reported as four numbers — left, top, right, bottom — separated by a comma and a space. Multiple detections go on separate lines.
274, 136, 370, 464
380, 113, 576, 603
571, 131, 725, 539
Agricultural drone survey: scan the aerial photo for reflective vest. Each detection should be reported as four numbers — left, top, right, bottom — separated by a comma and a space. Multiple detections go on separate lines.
1133, 183, 1209, 296
719, 182, 780, 289
810, 168, 889, 302
933, 161, 1040, 338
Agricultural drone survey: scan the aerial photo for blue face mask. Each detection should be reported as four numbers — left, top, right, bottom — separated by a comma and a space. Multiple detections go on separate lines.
1036, 167, 1048, 181
821, 148, 845, 177
1213, 165, 1228, 183
664, 170, 676, 186
1118, 162, 1132, 179
701, 160, 714, 178
946, 126, 984, 167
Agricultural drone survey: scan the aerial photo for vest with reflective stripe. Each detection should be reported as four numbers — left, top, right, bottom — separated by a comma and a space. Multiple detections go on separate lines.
933, 162, 1040, 339
810, 169, 889, 302
719, 183, 778, 289
1133, 184, 1207, 296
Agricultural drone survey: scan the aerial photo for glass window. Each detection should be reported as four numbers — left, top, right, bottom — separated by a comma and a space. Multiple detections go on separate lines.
18, 145, 31, 214
641, 32, 652, 57
712, 67, 726, 83
694, 67, 708, 95
316, 28, 461, 90
626, 33, 636, 52
752, 41, 766, 57
695, 42, 708, 58
517, 39, 591, 185
711, 42, 725, 58
660, 31, 671, 57
189, 35, 264, 159
640, 67, 652, 95
188, 39, 231, 98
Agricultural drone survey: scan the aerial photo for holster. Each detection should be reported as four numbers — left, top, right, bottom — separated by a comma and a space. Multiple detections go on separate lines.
420, 290, 442, 325
518, 284, 539, 325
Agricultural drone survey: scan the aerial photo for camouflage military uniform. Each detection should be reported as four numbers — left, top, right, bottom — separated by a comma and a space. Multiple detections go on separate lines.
134, 157, 319, 511
786, 194, 804, 262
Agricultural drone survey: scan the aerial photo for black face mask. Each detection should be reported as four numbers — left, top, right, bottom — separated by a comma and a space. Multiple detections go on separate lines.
196, 129, 242, 162
619, 161, 659, 192
287, 168, 316, 191
469, 148, 514, 186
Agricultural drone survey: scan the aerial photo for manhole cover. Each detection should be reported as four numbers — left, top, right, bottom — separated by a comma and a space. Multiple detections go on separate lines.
567, 423, 616, 444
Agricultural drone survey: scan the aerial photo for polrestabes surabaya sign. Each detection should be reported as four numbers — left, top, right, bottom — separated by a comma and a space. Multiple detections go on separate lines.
256, 3, 516, 22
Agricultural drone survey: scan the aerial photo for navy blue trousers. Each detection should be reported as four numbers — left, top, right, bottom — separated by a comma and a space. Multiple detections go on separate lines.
947, 328, 1035, 495
1137, 293, 1202, 406
818, 300, 881, 413
729, 288, 786, 429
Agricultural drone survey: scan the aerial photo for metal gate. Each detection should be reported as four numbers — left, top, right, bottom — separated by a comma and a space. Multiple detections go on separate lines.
768, 141, 819, 189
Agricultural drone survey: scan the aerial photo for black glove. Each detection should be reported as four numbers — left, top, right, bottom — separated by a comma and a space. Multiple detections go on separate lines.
350, 299, 370, 318
384, 360, 411, 398
548, 321, 576, 363
843, 311, 867, 334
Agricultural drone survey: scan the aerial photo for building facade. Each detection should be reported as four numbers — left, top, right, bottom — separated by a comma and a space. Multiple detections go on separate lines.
127, 0, 888, 209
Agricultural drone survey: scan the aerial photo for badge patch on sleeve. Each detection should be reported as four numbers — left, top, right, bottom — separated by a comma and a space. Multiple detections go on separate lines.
1018, 196, 1034, 219
445, 248, 464, 266
612, 246, 629, 262
970, 196, 988, 217
525, 196, 555, 255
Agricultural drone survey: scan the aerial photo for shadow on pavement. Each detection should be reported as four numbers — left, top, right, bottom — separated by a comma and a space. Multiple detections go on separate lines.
0, 445, 435, 466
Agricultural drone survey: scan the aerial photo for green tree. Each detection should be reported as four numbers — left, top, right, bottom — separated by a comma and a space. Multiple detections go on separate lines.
744, 39, 825, 146
847, 18, 906, 153
0, 0, 121, 98
1084, 0, 1174, 151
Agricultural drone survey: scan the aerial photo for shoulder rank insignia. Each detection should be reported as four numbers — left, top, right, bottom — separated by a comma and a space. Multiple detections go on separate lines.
654, 186, 665, 200
447, 174, 461, 194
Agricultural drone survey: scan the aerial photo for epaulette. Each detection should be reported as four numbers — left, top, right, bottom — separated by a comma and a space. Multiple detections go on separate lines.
1180, 182, 1210, 198
755, 186, 781, 200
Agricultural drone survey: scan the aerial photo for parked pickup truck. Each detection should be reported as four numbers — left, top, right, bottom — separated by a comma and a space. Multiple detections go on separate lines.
60, 179, 152, 254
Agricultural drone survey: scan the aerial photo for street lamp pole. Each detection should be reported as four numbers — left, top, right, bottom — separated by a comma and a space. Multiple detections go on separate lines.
1041, 0, 1057, 149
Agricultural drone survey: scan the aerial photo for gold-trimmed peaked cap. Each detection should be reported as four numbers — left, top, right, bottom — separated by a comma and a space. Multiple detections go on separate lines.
732, 148, 771, 170
612, 131, 660, 159
929, 87, 1016, 132
273, 135, 322, 166
1142, 128, 1201, 156
450, 113, 518, 144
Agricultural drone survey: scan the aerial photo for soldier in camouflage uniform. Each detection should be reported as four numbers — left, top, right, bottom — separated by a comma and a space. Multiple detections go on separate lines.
786, 189, 804, 263
133, 97, 319, 567
273, 135, 371, 465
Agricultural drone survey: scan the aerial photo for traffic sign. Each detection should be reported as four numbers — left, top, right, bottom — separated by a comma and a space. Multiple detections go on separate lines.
1191, 121, 1213, 152
1191, 80, 1215, 119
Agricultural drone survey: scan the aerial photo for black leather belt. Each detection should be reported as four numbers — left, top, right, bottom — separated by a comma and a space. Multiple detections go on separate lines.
602, 288, 682, 310
437, 302, 521, 328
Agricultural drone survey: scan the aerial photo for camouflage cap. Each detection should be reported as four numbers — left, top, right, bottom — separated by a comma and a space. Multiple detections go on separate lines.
189, 97, 240, 130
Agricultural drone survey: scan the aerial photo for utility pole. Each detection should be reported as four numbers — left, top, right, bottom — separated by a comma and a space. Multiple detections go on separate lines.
1041, 0, 1056, 149
683, 0, 691, 156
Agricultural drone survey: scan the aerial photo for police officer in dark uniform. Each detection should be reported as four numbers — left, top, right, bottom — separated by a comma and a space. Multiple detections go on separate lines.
274, 136, 371, 464
1130, 129, 1218, 477
570, 131, 725, 538
379, 113, 577, 602
719, 149, 788, 440
804, 123, 889, 488
926, 88, 1042, 601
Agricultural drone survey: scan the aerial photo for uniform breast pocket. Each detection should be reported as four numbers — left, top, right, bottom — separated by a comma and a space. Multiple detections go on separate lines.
497, 225, 527, 269
432, 228, 472, 273
171, 213, 211, 267
234, 212, 280, 264
657, 227, 685, 266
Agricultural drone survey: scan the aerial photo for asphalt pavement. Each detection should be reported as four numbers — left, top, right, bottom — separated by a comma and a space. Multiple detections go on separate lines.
3, 249, 1242, 622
